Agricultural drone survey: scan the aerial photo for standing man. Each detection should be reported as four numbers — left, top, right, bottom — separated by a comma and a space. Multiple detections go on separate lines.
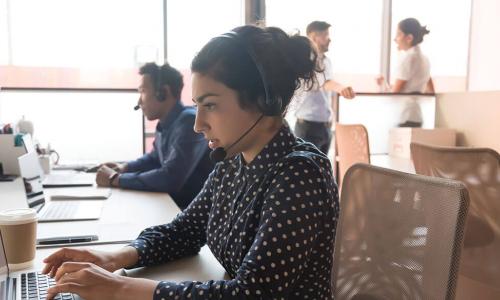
96, 62, 213, 209
294, 21, 355, 154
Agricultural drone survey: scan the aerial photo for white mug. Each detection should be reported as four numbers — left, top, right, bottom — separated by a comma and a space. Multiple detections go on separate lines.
39, 155, 51, 174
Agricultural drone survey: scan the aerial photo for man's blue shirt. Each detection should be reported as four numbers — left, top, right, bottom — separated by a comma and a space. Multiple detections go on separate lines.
119, 101, 213, 209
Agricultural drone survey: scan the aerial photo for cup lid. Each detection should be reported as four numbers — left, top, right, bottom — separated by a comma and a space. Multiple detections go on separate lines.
0, 208, 38, 225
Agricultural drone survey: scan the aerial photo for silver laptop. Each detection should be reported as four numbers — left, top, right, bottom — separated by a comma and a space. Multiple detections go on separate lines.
17, 153, 103, 222
0, 231, 80, 300
42, 173, 94, 188
20, 135, 93, 188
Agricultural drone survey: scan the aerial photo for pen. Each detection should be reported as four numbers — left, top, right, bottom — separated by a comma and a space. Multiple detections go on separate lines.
37, 235, 98, 245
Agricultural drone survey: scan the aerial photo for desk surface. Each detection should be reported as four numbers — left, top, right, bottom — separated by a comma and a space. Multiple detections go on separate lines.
39, 186, 181, 242
370, 154, 415, 174
33, 244, 228, 283
3, 174, 227, 286
1, 177, 181, 243
0, 177, 27, 208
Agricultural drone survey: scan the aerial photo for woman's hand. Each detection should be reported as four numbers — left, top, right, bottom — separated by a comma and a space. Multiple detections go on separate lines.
339, 86, 356, 99
46, 262, 156, 300
42, 247, 138, 278
376, 75, 385, 86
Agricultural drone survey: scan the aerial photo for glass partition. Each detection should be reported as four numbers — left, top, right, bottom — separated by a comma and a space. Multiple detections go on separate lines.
266, 0, 383, 75
338, 93, 436, 154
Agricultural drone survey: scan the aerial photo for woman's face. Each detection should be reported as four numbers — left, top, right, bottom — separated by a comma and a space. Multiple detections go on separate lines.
192, 72, 262, 157
394, 28, 413, 51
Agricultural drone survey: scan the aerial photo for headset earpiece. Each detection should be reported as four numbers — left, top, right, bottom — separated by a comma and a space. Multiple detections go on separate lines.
154, 65, 166, 102
156, 86, 166, 102
219, 31, 282, 116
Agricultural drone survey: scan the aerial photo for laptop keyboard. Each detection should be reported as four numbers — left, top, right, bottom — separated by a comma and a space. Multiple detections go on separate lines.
40, 202, 79, 220
21, 272, 75, 300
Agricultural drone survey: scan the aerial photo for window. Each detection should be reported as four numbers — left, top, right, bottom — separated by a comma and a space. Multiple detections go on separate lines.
266, 0, 383, 75
1, 0, 163, 88
391, 0, 471, 91
8, 0, 163, 68
0, 0, 9, 65
166, 0, 245, 71
0, 90, 142, 162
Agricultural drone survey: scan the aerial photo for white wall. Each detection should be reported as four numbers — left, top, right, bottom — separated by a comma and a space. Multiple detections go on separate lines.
467, 0, 500, 90
435, 91, 500, 153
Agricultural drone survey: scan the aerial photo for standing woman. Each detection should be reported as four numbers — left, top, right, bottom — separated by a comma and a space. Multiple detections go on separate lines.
43, 25, 339, 300
377, 18, 435, 127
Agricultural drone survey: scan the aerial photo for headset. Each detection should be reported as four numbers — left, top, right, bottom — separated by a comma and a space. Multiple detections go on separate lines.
219, 31, 282, 116
134, 63, 166, 111
153, 64, 166, 102
208, 31, 283, 163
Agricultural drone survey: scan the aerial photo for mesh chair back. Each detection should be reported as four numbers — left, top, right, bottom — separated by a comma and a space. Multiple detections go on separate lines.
332, 163, 469, 300
411, 142, 500, 298
336, 123, 370, 186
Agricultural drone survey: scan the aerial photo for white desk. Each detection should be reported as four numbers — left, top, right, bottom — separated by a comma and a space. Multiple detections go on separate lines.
38, 187, 181, 243
370, 154, 415, 174
2, 177, 227, 286
0, 177, 181, 244
0, 177, 27, 209
34, 244, 228, 282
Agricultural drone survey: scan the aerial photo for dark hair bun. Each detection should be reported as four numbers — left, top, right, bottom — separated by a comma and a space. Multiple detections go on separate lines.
192, 25, 320, 116
399, 18, 429, 46
285, 35, 317, 81
421, 25, 430, 35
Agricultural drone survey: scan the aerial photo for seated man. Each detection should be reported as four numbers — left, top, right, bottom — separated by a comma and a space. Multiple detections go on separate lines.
96, 62, 213, 209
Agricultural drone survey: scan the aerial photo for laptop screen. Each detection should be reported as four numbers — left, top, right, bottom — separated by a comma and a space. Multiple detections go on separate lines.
17, 152, 46, 209
0, 231, 9, 299
21, 135, 36, 154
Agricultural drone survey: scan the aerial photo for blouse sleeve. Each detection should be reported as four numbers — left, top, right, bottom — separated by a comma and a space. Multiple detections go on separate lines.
150, 156, 339, 299
128, 168, 217, 268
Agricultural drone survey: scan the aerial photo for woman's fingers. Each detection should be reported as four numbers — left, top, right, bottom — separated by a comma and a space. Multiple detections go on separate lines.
54, 262, 93, 281
46, 283, 85, 300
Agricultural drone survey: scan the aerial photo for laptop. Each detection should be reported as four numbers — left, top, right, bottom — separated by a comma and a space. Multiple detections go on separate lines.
20, 135, 93, 188
17, 153, 103, 222
20, 135, 36, 154
0, 231, 80, 300
42, 173, 94, 188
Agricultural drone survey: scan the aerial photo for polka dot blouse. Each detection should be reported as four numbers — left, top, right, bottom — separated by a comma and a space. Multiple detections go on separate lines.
130, 125, 339, 299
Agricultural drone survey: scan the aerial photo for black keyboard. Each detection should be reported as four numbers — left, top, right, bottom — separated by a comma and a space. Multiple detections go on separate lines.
21, 272, 75, 300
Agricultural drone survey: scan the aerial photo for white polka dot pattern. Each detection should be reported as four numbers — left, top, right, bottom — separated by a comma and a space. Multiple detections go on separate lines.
130, 125, 339, 299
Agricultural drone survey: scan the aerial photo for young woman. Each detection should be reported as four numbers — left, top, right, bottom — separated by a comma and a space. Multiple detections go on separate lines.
377, 18, 435, 127
43, 25, 339, 300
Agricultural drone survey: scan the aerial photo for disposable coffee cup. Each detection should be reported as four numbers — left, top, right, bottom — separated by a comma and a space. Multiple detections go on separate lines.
0, 208, 37, 270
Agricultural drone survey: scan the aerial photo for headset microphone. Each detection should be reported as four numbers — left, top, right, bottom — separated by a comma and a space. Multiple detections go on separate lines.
209, 115, 264, 163
209, 147, 227, 164
134, 98, 141, 110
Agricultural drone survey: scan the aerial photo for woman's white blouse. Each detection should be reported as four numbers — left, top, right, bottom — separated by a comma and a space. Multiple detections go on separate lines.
395, 45, 431, 93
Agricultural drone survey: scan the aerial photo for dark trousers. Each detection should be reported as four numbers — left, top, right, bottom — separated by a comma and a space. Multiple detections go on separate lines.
294, 119, 332, 155
398, 121, 422, 128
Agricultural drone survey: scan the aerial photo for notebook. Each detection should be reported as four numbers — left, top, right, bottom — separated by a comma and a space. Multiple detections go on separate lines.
50, 188, 111, 201
42, 173, 94, 188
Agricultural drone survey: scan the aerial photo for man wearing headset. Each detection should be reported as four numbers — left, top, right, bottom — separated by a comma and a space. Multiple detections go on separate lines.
95, 62, 213, 209
293, 21, 355, 155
